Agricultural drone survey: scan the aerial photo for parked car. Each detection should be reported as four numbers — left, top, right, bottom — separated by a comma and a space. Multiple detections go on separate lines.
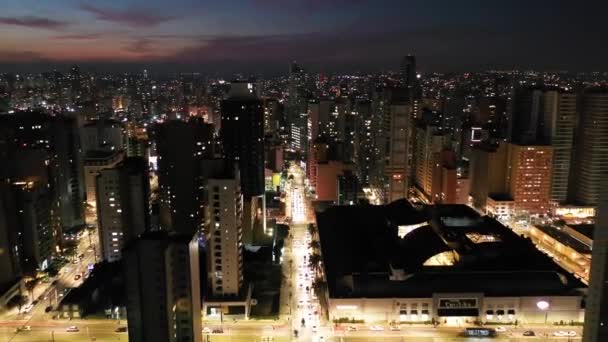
115, 326, 127, 333
66, 326, 79, 332
523, 330, 535, 336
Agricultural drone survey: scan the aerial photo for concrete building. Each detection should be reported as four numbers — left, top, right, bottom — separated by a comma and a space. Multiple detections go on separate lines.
96, 158, 150, 262
317, 203, 586, 326
80, 119, 124, 154
385, 101, 411, 202
507, 144, 553, 215
124, 231, 201, 342
413, 123, 448, 203
83, 151, 124, 210
583, 188, 608, 341
0, 183, 22, 300
572, 91, 608, 206
205, 165, 244, 297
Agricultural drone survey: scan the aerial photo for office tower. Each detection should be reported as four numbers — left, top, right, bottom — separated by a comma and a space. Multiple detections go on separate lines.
220, 81, 265, 198
571, 91, 608, 206
507, 144, 553, 215
583, 188, 608, 341
124, 231, 201, 342
0, 112, 85, 233
155, 118, 214, 234
469, 143, 509, 211
509, 87, 544, 144
386, 98, 411, 202
83, 151, 125, 211
337, 170, 359, 205
96, 158, 150, 262
80, 119, 125, 154
205, 164, 243, 297
308, 139, 329, 191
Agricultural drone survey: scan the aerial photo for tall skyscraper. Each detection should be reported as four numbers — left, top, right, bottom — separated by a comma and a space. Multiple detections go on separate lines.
155, 118, 214, 234
124, 231, 201, 342
386, 97, 412, 202
571, 90, 608, 206
583, 186, 608, 341
96, 157, 150, 262
220, 81, 265, 198
0, 182, 21, 290
204, 163, 244, 297
413, 123, 446, 203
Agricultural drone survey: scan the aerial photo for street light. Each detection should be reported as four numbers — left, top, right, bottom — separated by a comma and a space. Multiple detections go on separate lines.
536, 300, 550, 324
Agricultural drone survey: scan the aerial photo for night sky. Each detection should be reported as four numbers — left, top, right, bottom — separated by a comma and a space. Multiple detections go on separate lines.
1, 0, 607, 73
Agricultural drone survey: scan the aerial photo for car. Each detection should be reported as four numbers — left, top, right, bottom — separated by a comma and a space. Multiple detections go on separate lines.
370, 325, 384, 331
553, 331, 568, 337
45, 306, 53, 313
212, 328, 223, 334
72, 259, 79, 264
74, 274, 81, 281
22, 325, 31, 331
389, 325, 401, 331
523, 330, 535, 336
567, 331, 577, 337
346, 325, 357, 332
115, 326, 127, 333
31, 300, 39, 305
495, 326, 507, 332
312, 325, 318, 333
202, 327, 212, 334
66, 326, 79, 332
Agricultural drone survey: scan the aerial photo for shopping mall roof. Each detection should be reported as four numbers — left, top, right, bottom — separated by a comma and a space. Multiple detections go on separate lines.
316, 202, 585, 299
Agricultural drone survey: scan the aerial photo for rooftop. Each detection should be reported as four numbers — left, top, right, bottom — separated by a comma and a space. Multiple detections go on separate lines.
317, 202, 585, 299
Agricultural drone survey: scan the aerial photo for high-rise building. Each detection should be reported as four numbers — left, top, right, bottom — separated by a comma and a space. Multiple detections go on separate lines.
354, 100, 374, 185
96, 158, 150, 262
80, 119, 125, 154
155, 118, 214, 234
221, 81, 265, 199
469, 143, 509, 211
401, 55, 417, 90
204, 163, 244, 297
0, 112, 85, 234
413, 123, 447, 203
583, 187, 608, 341
542, 90, 577, 204
83, 151, 125, 211
124, 231, 201, 342
0, 181, 53, 273
386, 100, 411, 202
506, 144, 553, 215
0, 183, 21, 290
571, 90, 608, 206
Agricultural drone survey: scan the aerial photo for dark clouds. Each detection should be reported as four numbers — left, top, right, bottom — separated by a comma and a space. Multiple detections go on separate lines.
0, 16, 69, 30
79, 3, 175, 28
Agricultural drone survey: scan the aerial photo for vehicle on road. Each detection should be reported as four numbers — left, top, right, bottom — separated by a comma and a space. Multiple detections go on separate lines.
370, 325, 384, 331
567, 331, 577, 337
523, 330, 535, 336
346, 325, 357, 331
45, 306, 53, 312
312, 325, 318, 333
66, 326, 79, 332
495, 326, 507, 332
212, 328, 224, 334
553, 331, 568, 337
115, 326, 127, 332
389, 325, 401, 331
202, 327, 212, 334
74, 274, 81, 281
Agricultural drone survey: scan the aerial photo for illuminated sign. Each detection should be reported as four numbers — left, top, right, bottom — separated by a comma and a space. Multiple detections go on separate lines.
438, 299, 477, 309
470, 127, 482, 143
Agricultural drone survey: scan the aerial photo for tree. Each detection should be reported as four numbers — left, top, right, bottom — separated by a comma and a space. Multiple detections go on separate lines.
24, 279, 39, 301
309, 253, 323, 273
307, 224, 317, 236
308, 240, 320, 251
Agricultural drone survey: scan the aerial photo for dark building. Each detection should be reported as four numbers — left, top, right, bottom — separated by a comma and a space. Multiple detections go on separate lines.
220, 81, 265, 198
155, 118, 214, 234
583, 189, 608, 341
124, 231, 201, 342
401, 55, 417, 89
0, 111, 85, 236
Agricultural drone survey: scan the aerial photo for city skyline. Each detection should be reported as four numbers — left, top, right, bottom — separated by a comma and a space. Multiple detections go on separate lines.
2, 1, 608, 73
